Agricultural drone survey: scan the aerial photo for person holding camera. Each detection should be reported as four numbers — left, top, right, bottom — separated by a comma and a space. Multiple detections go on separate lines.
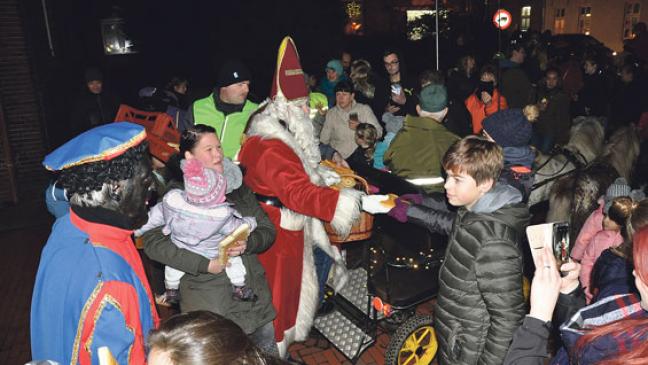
505, 225, 648, 365
465, 65, 508, 134
320, 80, 382, 159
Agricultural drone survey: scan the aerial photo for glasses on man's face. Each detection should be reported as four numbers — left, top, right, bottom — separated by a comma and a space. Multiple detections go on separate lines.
384, 60, 399, 67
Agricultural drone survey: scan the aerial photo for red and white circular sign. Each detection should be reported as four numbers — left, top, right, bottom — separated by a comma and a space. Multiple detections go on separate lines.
493, 9, 512, 30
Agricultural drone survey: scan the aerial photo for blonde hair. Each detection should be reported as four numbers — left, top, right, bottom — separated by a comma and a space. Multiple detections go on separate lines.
523, 104, 539, 123
350, 59, 375, 99
355, 123, 378, 161
442, 136, 503, 185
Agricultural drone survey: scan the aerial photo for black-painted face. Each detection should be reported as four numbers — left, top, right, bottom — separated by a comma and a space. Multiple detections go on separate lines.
115, 156, 153, 229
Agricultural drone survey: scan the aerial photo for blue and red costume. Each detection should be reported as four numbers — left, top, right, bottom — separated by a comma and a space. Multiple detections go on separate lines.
31, 209, 159, 364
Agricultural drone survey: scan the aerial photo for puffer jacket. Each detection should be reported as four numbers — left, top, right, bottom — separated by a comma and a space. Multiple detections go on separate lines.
434, 184, 530, 365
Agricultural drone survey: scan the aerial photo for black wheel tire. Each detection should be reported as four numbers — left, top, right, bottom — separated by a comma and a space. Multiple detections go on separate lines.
381, 308, 415, 332
385, 314, 437, 365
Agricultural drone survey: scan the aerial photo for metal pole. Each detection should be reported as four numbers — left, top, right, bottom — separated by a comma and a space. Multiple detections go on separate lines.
497, 0, 502, 112
41, 0, 55, 56
435, 0, 439, 70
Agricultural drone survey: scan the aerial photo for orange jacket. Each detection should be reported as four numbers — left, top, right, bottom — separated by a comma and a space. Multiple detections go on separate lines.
465, 90, 508, 134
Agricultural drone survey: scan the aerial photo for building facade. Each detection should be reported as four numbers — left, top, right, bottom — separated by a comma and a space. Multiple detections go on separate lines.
346, 0, 546, 36
543, 0, 648, 51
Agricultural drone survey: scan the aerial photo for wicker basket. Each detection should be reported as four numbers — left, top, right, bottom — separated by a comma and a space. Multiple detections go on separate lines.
324, 173, 374, 243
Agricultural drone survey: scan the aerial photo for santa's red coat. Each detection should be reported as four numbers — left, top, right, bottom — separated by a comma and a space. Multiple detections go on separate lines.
239, 136, 340, 343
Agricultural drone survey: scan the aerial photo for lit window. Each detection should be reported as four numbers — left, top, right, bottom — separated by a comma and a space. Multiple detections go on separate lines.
521, 6, 532, 31
406, 10, 446, 41
101, 18, 137, 55
522, 6, 531, 17
624, 1, 642, 39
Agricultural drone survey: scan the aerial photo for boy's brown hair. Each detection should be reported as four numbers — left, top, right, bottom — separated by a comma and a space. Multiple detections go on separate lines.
442, 136, 503, 185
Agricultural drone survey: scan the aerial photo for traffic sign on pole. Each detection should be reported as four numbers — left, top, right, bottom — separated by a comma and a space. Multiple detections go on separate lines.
493, 9, 512, 30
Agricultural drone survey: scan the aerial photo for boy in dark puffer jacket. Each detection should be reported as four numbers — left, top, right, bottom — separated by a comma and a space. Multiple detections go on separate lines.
388, 136, 530, 364
436, 137, 529, 364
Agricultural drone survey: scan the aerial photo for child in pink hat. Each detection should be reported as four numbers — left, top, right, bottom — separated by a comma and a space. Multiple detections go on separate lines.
136, 158, 258, 304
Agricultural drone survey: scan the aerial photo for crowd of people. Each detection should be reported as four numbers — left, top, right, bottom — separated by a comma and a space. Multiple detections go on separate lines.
30, 22, 648, 365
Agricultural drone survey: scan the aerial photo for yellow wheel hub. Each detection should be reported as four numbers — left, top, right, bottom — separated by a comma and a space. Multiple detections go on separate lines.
397, 325, 437, 365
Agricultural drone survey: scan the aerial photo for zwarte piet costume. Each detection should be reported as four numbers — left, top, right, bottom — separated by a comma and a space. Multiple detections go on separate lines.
31, 123, 159, 365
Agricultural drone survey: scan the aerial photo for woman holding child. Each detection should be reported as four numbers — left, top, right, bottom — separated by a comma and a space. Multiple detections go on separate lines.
142, 124, 278, 355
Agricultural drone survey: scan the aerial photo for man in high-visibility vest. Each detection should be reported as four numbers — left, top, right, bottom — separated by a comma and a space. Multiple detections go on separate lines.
181, 60, 258, 159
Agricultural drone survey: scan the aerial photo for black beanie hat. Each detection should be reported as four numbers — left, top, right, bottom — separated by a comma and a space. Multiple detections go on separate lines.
216, 60, 251, 88
84, 67, 103, 83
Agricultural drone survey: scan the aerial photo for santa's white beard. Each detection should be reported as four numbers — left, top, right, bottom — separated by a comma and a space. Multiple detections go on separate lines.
265, 97, 322, 171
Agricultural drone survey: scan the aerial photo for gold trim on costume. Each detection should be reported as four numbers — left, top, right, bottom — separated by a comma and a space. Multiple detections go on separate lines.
285, 69, 303, 76
70, 283, 103, 365
85, 295, 131, 360
48, 130, 147, 171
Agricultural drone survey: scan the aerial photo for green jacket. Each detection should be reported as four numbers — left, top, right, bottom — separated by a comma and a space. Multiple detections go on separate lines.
193, 94, 258, 158
384, 115, 459, 193
142, 179, 276, 334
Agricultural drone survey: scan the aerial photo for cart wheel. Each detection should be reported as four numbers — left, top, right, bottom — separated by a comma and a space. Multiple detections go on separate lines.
385, 315, 437, 365
382, 308, 415, 331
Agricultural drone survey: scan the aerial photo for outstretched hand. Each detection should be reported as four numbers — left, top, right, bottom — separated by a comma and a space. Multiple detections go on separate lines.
387, 198, 410, 223
399, 194, 424, 205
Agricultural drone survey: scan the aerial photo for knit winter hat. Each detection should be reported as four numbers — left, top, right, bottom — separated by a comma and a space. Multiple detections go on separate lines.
325, 60, 344, 77
84, 67, 103, 83
603, 177, 631, 214
418, 84, 448, 113
482, 109, 532, 147
181, 159, 227, 207
216, 60, 252, 88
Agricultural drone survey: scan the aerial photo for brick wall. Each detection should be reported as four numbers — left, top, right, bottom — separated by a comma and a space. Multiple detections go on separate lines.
0, 0, 48, 204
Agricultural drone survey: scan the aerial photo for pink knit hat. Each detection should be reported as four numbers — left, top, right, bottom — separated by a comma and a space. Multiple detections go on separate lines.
181, 159, 226, 207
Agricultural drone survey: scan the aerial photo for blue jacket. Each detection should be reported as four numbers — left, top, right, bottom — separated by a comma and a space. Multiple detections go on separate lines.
591, 249, 636, 302
31, 210, 158, 364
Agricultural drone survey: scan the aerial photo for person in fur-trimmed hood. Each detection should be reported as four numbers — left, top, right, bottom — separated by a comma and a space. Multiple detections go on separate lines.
238, 36, 363, 357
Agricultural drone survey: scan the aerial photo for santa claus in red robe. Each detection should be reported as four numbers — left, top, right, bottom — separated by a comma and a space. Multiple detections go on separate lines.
239, 36, 362, 356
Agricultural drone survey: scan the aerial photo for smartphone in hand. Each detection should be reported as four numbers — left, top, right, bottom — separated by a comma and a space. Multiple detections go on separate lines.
526, 222, 571, 271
